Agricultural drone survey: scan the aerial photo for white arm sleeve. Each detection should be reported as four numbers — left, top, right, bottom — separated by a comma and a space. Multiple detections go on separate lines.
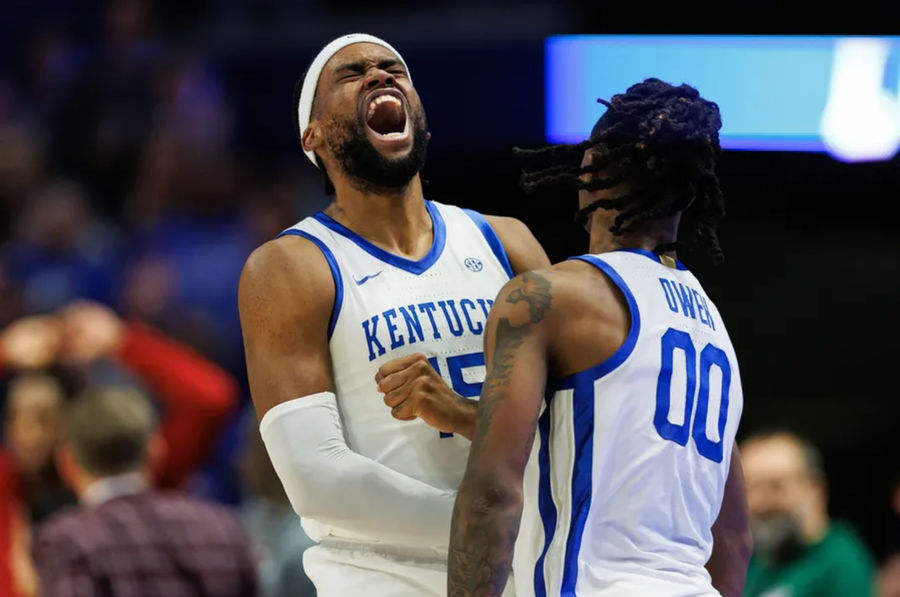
259, 391, 456, 548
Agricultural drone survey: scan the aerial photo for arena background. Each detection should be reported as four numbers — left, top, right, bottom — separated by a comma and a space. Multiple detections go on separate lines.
2, 0, 898, 572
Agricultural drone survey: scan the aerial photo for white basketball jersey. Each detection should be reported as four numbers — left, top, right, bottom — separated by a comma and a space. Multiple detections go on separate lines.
513, 250, 743, 597
280, 200, 512, 547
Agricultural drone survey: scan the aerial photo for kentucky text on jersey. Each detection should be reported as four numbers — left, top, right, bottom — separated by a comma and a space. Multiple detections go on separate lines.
658, 277, 716, 330
362, 298, 495, 361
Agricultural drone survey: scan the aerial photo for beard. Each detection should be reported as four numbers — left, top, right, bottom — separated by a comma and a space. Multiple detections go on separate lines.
325, 106, 429, 194
750, 511, 805, 564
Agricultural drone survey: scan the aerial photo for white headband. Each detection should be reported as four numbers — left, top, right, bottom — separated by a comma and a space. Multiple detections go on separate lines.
297, 33, 412, 167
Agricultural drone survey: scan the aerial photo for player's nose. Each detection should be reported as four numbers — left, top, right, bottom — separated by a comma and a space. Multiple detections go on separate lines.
364, 69, 396, 91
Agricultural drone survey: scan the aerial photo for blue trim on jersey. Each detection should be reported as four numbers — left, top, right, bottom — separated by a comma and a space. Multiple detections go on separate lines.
561, 372, 597, 595
616, 247, 687, 270
533, 392, 557, 597
555, 255, 642, 386
531, 255, 640, 594
277, 230, 343, 339
311, 200, 447, 275
461, 209, 515, 279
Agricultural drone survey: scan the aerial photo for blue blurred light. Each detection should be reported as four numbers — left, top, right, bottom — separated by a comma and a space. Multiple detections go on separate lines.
545, 35, 900, 162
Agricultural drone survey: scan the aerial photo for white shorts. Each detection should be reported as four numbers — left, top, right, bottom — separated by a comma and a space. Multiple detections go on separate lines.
303, 543, 517, 597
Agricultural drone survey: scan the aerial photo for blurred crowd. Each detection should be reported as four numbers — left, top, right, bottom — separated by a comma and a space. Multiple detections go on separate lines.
0, 1, 898, 596
1, 1, 324, 595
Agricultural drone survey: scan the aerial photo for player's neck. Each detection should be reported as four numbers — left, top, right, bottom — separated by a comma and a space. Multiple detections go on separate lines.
588, 213, 680, 257
326, 175, 432, 259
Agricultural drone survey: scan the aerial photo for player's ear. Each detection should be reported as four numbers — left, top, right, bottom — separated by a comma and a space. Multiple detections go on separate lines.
302, 122, 324, 154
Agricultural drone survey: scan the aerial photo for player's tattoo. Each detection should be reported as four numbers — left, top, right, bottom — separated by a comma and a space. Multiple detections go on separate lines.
476, 272, 551, 439
448, 272, 552, 597
447, 508, 521, 597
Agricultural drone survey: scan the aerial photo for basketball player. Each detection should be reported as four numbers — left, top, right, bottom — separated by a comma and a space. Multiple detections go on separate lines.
238, 34, 549, 596
448, 78, 752, 597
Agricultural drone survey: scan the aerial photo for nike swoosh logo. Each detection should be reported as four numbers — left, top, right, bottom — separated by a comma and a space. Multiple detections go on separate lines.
354, 271, 383, 286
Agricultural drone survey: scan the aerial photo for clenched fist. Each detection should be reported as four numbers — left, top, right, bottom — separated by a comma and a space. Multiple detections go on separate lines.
375, 353, 476, 440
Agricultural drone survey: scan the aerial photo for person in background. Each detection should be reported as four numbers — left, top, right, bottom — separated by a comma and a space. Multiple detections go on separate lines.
2, 373, 76, 523
741, 429, 876, 597
881, 553, 900, 597
0, 300, 241, 597
32, 387, 258, 597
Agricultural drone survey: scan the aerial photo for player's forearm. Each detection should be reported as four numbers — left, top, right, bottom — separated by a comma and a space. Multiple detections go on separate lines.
304, 449, 457, 546
450, 397, 477, 441
447, 476, 522, 597
706, 528, 752, 597
707, 446, 751, 597
261, 392, 457, 548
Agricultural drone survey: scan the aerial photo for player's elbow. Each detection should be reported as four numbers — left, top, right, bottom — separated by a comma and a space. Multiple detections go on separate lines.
279, 439, 372, 521
716, 513, 753, 565
276, 447, 337, 520
713, 521, 753, 563
708, 526, 753, 597
458, 477, 523, 523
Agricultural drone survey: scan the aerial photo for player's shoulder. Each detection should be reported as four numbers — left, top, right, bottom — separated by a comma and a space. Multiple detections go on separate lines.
477, 213, 537, 249
509, 259, 629, 323
474, 213, 550, 272
242, 233, 329, 281
239, 234, 335, 311
436, 202, 528, 237
492, 260, 618, 325
479, 213, 529, 235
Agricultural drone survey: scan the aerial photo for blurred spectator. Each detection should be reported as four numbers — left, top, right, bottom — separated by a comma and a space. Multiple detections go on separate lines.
1, 373, 75, 525
59, 300, 239, 489
32, 387, 258, 597
0, 448, 36, 597
741, 430, 876, 597
881, 477, 900, 597
0, 369, 74, 597
0, 301, 241, 595
0, 122, 44, 244
238, 412, 315, 597
891, 475, 900, 555
19, 24, 87, 121
50, 0, 161, 213
3, 180, 122, 313
0, 314, 62, 373
882, 553, 900, 597
121, 116, 249, 376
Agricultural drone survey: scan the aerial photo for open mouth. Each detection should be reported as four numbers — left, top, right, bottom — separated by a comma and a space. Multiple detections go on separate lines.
364, 90, 409, 142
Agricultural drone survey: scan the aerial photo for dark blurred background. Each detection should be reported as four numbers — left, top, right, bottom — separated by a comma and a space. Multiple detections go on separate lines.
1, 1, 898, 595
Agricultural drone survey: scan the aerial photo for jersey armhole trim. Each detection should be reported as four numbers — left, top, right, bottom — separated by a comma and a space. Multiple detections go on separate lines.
277, 229, 343, 339
550, 255, 642, 391
461, 209, 515, 279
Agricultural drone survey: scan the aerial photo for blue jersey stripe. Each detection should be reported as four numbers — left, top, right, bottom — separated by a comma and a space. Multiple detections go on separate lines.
310, 200, 447, 275
557, 255, 642, 385
533, 393, 557, 597
461, 209, 515, 279
560, 374, 597, 595
533, 254, 640, 594
277, 229, 343, 339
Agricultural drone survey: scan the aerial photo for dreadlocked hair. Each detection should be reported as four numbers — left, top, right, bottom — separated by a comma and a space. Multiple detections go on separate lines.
515, 78, 726, 264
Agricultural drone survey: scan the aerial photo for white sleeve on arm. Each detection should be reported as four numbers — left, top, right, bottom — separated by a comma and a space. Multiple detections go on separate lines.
259, 391, 456, 548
